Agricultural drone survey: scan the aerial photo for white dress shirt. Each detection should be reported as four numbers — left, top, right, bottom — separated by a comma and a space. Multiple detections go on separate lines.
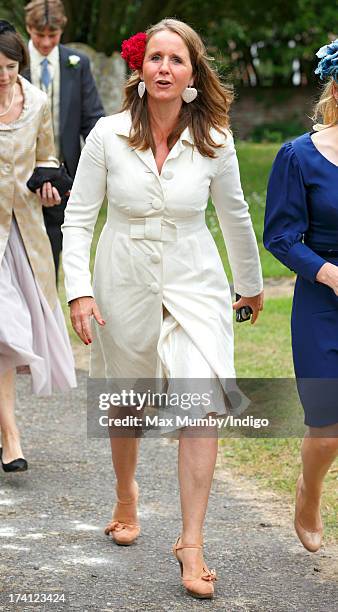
28, 40, 61, 158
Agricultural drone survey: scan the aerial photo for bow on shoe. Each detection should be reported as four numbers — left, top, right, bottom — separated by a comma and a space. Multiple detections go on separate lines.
104, 519, 139, 535
104, 518, 140, 546
201, 567, 217, 581
105, 520, 127, 534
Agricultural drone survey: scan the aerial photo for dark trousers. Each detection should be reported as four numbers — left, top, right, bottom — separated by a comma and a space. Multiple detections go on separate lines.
43, 200, 67, 285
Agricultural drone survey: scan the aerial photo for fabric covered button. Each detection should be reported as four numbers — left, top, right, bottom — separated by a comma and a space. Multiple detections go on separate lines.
151, 198, 163, 210
150, 253, 161, 263
161, 170, 173, 180
3, 163, 11, 173
150, 282, 160, 294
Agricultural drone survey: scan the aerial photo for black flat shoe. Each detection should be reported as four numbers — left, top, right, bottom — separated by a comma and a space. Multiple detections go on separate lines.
0, 448, 28, 473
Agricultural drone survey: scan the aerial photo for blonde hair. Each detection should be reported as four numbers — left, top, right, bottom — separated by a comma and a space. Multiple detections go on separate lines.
121, 18, 234, 158
25, 0, 67, 32
313, 78, 338, 130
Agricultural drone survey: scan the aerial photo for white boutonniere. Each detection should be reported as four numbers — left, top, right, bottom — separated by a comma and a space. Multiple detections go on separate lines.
68, 54, 81, 68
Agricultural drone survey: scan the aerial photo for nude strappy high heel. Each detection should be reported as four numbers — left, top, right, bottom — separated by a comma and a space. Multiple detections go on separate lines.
172, 535, 217, 599
104, 485, 140, 546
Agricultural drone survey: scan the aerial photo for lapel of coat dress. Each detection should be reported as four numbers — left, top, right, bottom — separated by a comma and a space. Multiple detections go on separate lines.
133, 147, 159, 176
59, 45, 73, 135
132, 127, 194, 175
113, 112, 158, 175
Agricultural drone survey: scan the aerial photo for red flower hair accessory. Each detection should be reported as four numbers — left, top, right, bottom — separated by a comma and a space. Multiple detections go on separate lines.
121, 32, 147, 71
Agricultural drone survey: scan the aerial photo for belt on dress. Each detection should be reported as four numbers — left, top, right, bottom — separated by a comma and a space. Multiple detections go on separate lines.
108, 211, 206, 242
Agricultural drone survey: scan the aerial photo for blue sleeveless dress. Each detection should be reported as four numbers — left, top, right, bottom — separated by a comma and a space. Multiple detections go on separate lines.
264, 132, 338, 427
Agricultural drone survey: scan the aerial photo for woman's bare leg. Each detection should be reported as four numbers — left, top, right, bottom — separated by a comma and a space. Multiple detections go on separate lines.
178, 423, 218, 574
109, 435, 141, 523
107, 404, 143, 523
297, 424, 338, 531
0, 369, 24, 463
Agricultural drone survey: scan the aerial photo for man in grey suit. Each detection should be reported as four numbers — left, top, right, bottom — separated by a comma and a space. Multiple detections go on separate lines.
23, 0, 105, 281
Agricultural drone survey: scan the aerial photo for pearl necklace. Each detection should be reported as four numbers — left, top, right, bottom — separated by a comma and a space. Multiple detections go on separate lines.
0, 86, 15, 117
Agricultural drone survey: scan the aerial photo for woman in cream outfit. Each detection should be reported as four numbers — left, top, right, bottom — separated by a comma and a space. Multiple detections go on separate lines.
62, 19, 263, 599
0, 22, 76, 472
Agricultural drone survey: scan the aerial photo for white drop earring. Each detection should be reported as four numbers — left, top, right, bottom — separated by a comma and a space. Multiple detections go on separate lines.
138, 80, 146, 98
181, 86, 198, 103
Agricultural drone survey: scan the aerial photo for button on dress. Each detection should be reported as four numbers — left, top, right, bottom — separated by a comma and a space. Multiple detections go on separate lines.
62, 111, 263, 422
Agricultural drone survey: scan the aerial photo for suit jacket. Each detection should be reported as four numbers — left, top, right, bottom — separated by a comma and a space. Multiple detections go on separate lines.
62, 111, 263, 380
22, 44, 105, 178
0, 77, 59, 309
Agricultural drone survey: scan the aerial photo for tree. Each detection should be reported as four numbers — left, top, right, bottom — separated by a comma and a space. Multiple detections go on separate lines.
3, 0, 337, 86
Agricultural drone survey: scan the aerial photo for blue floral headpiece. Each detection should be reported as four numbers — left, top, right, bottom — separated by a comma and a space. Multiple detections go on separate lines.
315, 39, 338, 83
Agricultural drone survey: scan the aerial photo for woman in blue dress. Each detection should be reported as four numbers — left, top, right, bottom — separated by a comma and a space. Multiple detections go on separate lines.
264, 40, 338, 553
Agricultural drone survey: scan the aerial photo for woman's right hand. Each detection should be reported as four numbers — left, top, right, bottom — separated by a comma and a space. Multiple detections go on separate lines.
316, 262, 338, 295
69, 296, 105, 345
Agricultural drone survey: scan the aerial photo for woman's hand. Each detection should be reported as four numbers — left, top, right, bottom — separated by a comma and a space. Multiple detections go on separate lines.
69, 297, 106, 345
316, 262, 338, 295
37, 181, 62, 207
232, 291, 264, 324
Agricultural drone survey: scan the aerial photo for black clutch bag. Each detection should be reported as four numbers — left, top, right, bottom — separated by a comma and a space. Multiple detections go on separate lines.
27, 164, 73, 198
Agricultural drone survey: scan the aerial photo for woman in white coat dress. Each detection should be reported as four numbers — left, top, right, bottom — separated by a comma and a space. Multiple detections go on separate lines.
62, 19, 263, 600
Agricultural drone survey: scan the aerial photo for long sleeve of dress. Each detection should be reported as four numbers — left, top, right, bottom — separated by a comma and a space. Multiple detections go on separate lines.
210, 132, 263, 296
263, 142, 326, 283
62, 117, 107, 302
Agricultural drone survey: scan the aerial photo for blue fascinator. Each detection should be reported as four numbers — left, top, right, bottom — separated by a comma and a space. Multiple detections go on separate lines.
315, 39, 338, 82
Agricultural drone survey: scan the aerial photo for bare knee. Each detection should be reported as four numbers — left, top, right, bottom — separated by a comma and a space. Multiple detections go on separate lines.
304, 430, 338, 459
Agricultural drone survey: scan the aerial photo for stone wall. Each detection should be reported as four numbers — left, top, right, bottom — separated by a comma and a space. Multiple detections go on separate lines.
67, 42, 126, 115
230, 86, 320, 139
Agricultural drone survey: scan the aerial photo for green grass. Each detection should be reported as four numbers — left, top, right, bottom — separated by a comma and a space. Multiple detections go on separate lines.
208, 140, 294, 280
234, 296, 293, 377
220, 436, 338, 542
229, 295, 337, 543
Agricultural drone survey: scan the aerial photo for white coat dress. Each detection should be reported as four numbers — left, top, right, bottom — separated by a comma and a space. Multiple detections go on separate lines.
62, 111, 263, 421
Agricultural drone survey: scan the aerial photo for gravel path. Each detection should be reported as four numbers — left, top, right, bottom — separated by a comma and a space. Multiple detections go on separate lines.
0, 371, 337, 612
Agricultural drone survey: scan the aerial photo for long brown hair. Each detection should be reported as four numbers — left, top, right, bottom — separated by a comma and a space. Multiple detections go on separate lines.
313, 78, 338, 130
121, 19, 234, 158
0, 30, 28, 71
